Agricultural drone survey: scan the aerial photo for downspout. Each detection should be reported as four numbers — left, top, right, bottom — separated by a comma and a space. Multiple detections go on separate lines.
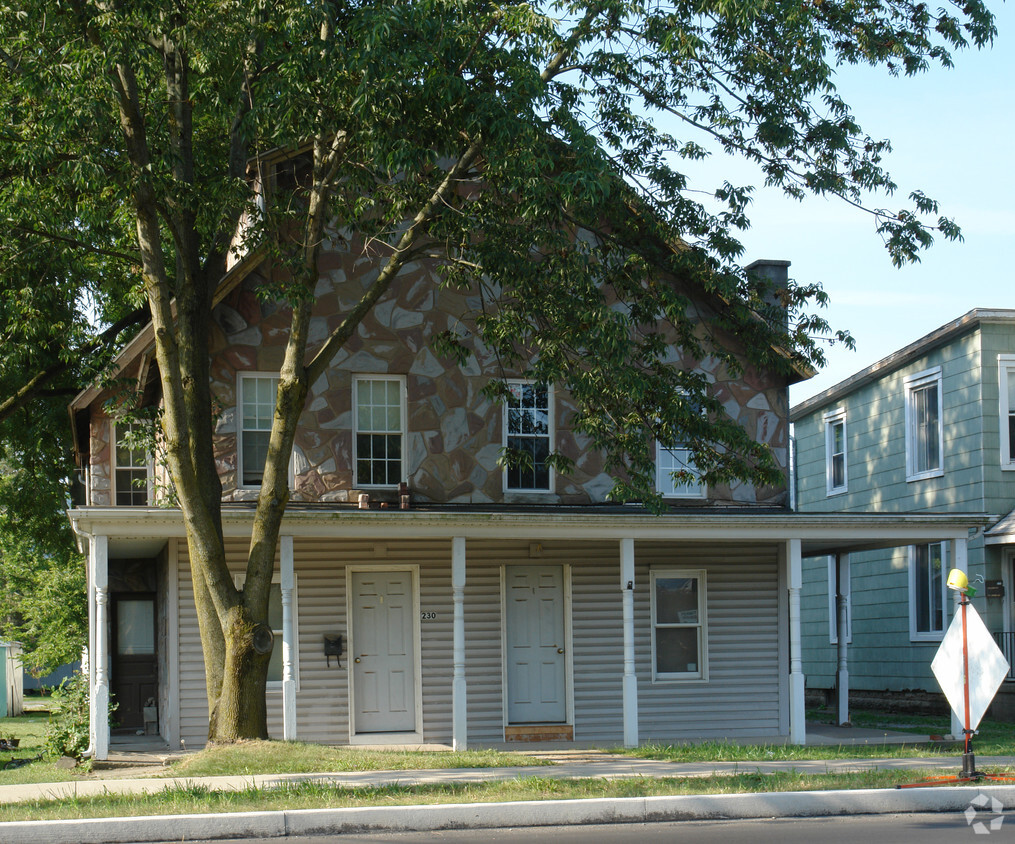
789, 427, 798, 512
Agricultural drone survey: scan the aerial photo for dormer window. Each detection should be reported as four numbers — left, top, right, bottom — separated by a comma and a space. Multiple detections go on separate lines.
113, 422, 151, 506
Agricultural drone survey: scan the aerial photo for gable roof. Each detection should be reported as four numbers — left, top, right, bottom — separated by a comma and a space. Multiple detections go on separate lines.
790, 308, 1015, 422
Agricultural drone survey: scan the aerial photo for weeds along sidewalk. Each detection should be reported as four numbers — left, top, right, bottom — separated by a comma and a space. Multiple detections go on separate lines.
2, 751, 1011, 806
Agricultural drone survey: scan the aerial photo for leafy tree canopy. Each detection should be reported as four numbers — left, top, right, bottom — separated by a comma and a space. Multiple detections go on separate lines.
0, 0, 995, 740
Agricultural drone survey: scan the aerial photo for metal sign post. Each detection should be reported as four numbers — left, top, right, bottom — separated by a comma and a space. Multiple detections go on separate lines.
900, 569, 1012, 788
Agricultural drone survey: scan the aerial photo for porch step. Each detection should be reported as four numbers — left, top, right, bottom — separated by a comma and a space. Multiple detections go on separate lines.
505, 724, 574, 742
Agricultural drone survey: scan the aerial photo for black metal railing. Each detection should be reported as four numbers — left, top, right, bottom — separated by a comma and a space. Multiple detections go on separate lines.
993, 632, 1015, 681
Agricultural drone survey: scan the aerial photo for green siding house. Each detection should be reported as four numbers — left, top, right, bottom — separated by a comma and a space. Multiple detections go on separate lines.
791, 309, 1015, 718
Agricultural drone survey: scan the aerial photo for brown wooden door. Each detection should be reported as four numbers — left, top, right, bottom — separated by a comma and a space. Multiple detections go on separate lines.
111, 595, 157, 730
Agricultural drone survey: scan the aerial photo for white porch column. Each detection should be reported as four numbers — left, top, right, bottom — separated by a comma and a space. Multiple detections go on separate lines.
452, 536, 468, 750
90, 534, 110, 761
787, 538, 805, 745
280, 535, 297, 741
835, 554, 850, 726
950, 535, 969, 738
620, 537, 638, 748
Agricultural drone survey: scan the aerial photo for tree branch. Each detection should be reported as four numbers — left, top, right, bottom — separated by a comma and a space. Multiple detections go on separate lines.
304, 136, 485, 384
0, 305, 149, 423
12, 224, 140, 266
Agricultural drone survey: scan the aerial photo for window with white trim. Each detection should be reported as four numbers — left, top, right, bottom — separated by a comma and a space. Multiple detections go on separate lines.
354, 375, 405, 487
651, 569, 708, 681
233, 573, 299, 690
238, 374, 278, 487
113, 422, 151, 506
655, 442, 705, 498
504, 381, 551, 491
824, 408, 847, 495
999, 355, 1015, 469
910, 542, 946, 641
904, 368, 943, 481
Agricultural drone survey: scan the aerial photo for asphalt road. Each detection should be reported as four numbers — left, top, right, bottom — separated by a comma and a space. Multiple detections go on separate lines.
193, 811, 1007, 844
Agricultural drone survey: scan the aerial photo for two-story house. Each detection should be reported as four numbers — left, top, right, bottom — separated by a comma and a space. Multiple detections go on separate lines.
67, 246, 987, 758
791, 309, 1015, 721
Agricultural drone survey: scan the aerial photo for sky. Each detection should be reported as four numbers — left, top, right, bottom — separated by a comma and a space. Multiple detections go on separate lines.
676, 2, 1015, 407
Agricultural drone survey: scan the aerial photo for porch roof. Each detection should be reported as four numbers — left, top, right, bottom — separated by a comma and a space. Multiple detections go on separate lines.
68, 505, 991, 560
985, 506, 1015, 545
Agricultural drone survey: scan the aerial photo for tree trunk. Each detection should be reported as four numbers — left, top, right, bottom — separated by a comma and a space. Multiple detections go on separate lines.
211, 605, 271, 741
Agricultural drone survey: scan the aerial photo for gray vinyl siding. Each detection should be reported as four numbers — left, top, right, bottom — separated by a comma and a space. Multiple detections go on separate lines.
635, 541, 782, 740
571, 550, 625, 742
174, 536, 786, 746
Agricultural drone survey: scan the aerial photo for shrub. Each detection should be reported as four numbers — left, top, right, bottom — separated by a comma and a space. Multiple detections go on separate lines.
44, 671, 113, 759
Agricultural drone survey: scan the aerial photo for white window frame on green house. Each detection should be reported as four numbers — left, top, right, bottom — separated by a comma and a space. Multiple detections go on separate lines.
353, 374, 406, 488
904, 367, 944, 482
998, 354, 1015, 470
650, 569, 708, 682
655, 442, 706, 499
823, 408, 847, 496
233, 573, 300, 692
238, 373, 280, 489
826, 555, 852, 645
909, 542, 947, 642
503, 380, 553, 493
112, 421, 152, 506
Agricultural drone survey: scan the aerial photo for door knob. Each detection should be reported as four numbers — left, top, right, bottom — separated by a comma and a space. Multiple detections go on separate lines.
557, 648, 564, 654
354, 657, 361, 663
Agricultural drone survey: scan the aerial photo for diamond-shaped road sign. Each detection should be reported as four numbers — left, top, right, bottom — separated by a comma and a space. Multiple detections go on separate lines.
931, 602, 1010, 731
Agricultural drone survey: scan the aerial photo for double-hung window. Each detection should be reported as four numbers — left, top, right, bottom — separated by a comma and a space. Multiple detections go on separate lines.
113, 422, 151, 506
651, 569, 708, 681
904, 367, 943, 481
655, 442, 705, 498
354, 375, 405, 487
238, 374, 278, 487
504, 381, 551, 491
910, 542, 946, 641
999, 355, 1015, 469
824, 408, 847, 495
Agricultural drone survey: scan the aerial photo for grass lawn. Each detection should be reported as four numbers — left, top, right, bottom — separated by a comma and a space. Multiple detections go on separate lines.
162, 740, 549, 778
0, 712, 84, 785
0, 711, 547, 787
0, 768, 982, 823
616, 706, 1015, 762
2, 705, 1014, 823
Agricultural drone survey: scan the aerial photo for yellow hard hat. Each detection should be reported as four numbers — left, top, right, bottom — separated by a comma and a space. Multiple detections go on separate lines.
946, 568, 969, 592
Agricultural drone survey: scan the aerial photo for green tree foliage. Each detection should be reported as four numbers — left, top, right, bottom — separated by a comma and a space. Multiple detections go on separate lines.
0, 0, 995, 740
0, 445, 86, 676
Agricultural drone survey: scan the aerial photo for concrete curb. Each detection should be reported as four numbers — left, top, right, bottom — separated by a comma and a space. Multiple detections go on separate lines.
6, 785, 1015, 843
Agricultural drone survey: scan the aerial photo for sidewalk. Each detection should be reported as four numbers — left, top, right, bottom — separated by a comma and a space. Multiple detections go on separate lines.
3, 726, 1015, 844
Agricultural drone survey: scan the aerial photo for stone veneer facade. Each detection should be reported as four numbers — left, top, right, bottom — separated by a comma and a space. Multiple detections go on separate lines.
87, 234, 790, 508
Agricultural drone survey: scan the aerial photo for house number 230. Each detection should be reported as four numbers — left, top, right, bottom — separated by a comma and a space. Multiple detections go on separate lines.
420, 611, 437, 621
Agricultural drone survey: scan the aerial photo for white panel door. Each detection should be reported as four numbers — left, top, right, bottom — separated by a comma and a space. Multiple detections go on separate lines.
506, 565, 566, 724
351, 570, 416, 733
